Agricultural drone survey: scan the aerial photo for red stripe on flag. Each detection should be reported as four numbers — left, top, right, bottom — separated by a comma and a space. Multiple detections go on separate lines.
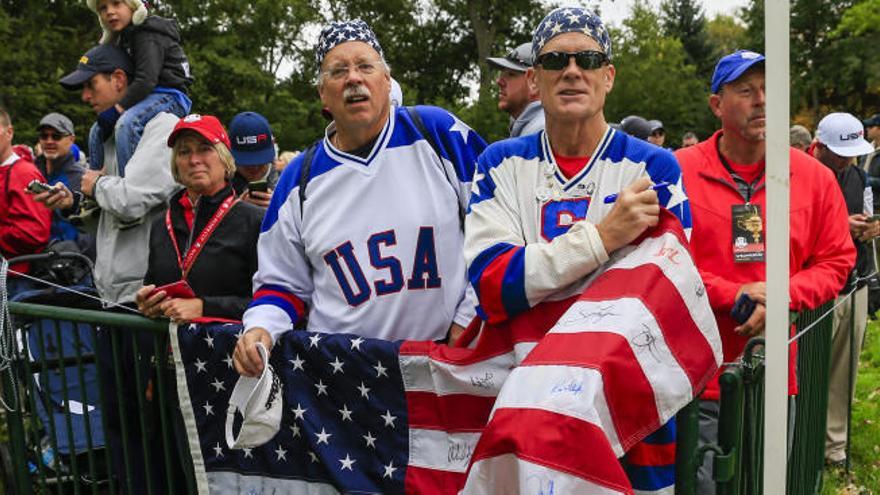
407, 391, 496, 431
469, 408, 633, 493
637, 212, 690, 251
522, 332, 660, 448
253, 288, 306, 316
399, 296, 576, 365
405, 464, 467, 495
581, 263, 717, 393
624, 440, 676, 467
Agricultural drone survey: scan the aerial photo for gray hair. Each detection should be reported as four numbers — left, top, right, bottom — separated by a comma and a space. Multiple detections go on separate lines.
789, 125, 812, 149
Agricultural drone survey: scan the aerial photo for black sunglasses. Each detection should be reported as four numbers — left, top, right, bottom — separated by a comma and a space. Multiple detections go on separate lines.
535, 50, 608, 71
39, 131, 68, 141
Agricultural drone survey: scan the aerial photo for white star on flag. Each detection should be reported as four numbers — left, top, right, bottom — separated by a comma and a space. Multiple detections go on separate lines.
381, 410, 396, 428
339, 454, 356, 471
373, 361, 388, 378
290, 424, 301, 438
357, 382, 370, 399
309, 334, 321, 349
363, 431, 376, 448
203, 401, 214, 416
275, 445, 287, 461
223, 354, 234, 369
330, 357, 345, 374
289, 354, 305, 371
383, 460, 397, 479
666, 176, 687, 211
210, 378, 225, 392
291, 403, 307, 420
203, 334, 214, 349
308, 451, 319, 463
242, 448, 253, 458
315, 380, 328, 396
194, 359, 207, 373
213, 442, 223, 458
339, 404, 353, 422
350, 337, 364, 351
316, 428, 332, 445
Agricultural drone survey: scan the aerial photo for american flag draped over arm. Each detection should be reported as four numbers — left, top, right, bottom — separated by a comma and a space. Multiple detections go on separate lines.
172, 211, 721, 494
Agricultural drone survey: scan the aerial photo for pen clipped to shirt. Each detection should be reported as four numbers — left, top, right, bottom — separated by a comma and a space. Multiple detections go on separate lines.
603, 182, 671, 204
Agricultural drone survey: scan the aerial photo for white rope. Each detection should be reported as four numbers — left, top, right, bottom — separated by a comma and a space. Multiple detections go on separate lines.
787, 270, 876, 344
3, 267, 141, 315
0, 258, 19, 411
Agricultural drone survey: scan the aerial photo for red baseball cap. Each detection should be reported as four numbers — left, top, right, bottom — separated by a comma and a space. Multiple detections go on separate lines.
167, 114, 231, 148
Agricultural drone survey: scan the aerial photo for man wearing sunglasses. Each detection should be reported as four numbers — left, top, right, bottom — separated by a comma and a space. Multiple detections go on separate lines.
34, 113, 89, 247
486, 42, 544, 137
465, 8, 691, 491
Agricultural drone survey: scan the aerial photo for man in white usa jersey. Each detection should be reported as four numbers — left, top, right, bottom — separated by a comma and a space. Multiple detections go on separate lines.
465, 6, 691, 325
234, 19, 487, 376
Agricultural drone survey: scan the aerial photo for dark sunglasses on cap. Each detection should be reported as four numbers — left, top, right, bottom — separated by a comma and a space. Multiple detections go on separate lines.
39, 131, 69, 141
535, 50, 609, 71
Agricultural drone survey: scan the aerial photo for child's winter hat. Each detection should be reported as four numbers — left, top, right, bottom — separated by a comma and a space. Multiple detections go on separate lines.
86, 0, 149, 44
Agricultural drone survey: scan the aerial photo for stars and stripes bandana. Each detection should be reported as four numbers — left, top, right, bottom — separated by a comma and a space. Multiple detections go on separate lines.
173, 210, 720, 494
532, 6, 612, 60
315, 19, 384, 68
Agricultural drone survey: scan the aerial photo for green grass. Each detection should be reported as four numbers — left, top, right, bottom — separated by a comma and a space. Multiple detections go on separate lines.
822, 320, 880, 494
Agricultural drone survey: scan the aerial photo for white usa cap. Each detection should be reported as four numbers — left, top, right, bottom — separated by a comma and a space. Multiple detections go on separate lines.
816, 112, 875, 157
225, 342, 283, 449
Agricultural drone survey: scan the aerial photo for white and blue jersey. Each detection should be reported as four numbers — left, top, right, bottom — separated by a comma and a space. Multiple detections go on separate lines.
242, 106, 487, 342
465, 126, 692, 323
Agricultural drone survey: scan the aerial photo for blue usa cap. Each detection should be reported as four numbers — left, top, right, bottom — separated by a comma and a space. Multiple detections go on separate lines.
228, 112, 276, 166
711, 50, 765, 93
532, 6, 611, 60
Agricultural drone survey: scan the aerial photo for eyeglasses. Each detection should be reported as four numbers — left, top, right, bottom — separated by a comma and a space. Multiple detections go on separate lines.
322, 61, 383, 81
535, 50, 608, 71
39, 132, 69, 141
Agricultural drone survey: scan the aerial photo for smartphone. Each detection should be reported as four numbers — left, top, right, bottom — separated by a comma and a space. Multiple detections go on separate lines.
26, 180, 58, 194
730, 293, 757, 325
248, 180, 269, 193
149, 280, 196, 299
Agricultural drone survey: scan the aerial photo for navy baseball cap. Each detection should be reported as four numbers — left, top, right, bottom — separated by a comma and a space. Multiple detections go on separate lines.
228, 112, 276, 166
864, 113, 880, 128
60, 44, 133, 90
711, 50, 765, 94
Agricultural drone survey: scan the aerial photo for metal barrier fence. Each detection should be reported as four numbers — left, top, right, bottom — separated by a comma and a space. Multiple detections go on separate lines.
0, 301, 196, 495
674, 301, 838, 495
1, 300, 843, 494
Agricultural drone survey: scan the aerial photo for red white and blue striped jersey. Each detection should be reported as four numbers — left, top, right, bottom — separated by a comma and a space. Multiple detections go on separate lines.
243, 106, 486, 342
465, 127, 692, 324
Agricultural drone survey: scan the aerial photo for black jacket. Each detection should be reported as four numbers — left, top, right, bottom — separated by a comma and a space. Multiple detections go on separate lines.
144, 185, 263, 320
117, 16, 193, 110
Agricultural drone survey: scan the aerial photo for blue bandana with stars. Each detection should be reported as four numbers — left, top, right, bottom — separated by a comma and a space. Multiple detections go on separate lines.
531, 6, 612, 60
315, 19, 384, 69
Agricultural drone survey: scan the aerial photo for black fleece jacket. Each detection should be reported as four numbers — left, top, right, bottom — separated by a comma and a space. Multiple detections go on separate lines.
117, 15, 193, 110
144, 185, 263, 320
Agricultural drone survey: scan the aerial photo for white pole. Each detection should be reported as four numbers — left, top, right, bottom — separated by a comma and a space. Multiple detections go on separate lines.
764, 0, 790, 493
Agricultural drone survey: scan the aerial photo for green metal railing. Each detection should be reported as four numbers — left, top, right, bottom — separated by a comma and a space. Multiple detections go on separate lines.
0, 302, 194, 494
675, 301, 836, 495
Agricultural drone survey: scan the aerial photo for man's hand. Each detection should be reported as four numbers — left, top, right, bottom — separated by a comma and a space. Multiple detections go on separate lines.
241, 189, 273, 208
447, 323, 466, 346
858, 215, 880, 241
734, 302, 766, 337
135, 284, 168, 318
735, 281, 766, 305
81, 169, 104, 197
234, 328, 273, 377
596, 177, 660, 253
849, 214, 869, 239
29, 182, 74, 210
159, 298, 204, 322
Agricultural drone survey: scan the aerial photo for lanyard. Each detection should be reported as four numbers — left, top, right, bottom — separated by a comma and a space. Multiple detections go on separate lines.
165, 192, 238, 279
716, 138, 765, 203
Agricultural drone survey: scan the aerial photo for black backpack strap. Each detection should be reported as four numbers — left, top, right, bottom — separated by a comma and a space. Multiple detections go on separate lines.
405, 106, 465, 230
298, 142, 319, 219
